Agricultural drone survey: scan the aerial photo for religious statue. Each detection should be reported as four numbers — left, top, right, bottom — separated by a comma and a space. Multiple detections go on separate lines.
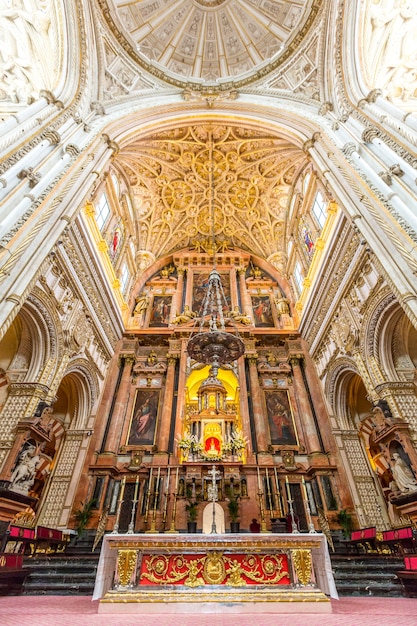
133, 293, 149, 316
229, 306, 251, 325
160, 265, 175, 279
172, 305, 197, 324
390, 452, 417, 494
10, 444, 40, 495
146, 350, 157, 366
275, 297, 290, 316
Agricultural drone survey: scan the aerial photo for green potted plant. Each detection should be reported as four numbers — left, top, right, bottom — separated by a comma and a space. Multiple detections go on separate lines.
185, 499, 198, 533
73, 497, 96, 539
336, 508, 354, 538
227, 497, 240, 533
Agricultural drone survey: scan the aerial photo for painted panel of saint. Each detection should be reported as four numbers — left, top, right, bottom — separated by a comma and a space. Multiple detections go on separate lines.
252, 295, 274, 327
265, 390, 297, 446
127, 389, 160, 446
192, 271, 230, 315
149, 296, 171, 327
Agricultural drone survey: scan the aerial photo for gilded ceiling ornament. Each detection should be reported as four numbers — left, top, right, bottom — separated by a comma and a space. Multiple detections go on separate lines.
116, 124, 307, 261
99, 0, 323, 89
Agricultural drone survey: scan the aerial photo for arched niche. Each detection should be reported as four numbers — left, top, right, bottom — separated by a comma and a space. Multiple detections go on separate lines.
326, 360, 372, 431
54, 368, 94, 431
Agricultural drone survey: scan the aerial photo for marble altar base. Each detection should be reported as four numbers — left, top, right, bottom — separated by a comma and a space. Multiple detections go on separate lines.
94, 533, 337, 614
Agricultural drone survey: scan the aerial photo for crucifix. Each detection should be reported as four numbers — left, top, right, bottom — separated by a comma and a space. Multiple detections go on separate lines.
207, 464, 220, 534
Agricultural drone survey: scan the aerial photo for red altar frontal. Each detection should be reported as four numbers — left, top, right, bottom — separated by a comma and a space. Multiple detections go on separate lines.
94, 533, 338, 614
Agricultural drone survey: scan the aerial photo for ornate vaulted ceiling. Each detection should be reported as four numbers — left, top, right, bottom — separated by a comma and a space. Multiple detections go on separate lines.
101, 0, 322, 88
115, 124, 308, 263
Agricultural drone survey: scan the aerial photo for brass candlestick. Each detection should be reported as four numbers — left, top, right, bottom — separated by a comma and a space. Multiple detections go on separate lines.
112, 476, 126, 534
166, 467, 179, 534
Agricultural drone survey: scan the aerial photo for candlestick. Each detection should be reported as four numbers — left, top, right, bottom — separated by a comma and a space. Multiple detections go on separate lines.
302, 477, 316, 533
133, 476, 139, 501
166, 467, 171, 494
274, 467, 283, 517
285, 475, 291, 501
144, 468, 152, 524
112, 476, 126, 534
301, 476, 307, 500
166, 467, 179, 534
127, 477, 140, 534
162, 467, 170, 526
257, 466, 262, 491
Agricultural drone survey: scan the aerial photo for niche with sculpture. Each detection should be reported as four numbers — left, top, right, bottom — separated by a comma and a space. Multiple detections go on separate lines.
178, 365, 246, 463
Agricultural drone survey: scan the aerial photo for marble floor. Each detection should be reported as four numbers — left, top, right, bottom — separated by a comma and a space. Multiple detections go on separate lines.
0, 596, 417, 626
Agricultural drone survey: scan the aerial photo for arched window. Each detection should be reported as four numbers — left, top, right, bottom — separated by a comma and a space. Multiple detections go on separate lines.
303, 172, 311, 194
311, 191, 327, 229
294, 260, 304, 294
120, 263, 130, 295
111, 173, 120, 198
95, 193, 111, 230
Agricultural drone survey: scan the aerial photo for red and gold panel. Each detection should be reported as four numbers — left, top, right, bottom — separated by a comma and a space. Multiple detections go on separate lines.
140, 552, 290, 587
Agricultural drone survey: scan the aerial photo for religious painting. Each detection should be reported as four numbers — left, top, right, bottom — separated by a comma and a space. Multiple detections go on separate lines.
192, 271, 230, 315
265, 390, 298, 447
149, 296, 171, 327
127, 389, 160, 446
252, 295, 274, 327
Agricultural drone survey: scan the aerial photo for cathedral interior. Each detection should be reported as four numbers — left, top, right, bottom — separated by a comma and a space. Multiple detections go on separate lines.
1, 0, 417, 556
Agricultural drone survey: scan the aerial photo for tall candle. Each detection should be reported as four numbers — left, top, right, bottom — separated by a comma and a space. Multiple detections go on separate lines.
156, 466, 161, 492
133, 476, 139, 501
285, 475, 291, 501
175, 466, 179, 492
274, 467, 280, 494
166, 467, 171, 493
257, 466, 262, 491
301, 476, 308, 501
149, 467, 153, 493
119, 476, 126, 501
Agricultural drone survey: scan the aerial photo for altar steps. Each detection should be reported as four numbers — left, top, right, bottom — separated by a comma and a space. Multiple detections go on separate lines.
20, 538, 405, 597
22, 554, 99, 595
331, 555, 404, 596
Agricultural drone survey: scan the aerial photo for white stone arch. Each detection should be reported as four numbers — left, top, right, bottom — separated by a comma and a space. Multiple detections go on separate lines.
325, 358, 369, 430
54, 360, 98, 431
325, 358, 389, 528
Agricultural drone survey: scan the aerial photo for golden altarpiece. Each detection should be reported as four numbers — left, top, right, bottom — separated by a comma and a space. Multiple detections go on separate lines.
82, 247, 347, 541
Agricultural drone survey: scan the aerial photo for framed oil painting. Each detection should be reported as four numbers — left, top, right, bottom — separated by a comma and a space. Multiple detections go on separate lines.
265, 390, 298, 447
149, 296, 171, 327
192, 271, 230, 315
252, 295, 274, 327
127, 389, 160, 446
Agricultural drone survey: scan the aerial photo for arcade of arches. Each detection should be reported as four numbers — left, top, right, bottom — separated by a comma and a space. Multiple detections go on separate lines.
1, 1, 417, 541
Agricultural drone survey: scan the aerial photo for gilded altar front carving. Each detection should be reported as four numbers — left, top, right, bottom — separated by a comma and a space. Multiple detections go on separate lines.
140, 552, 289, 587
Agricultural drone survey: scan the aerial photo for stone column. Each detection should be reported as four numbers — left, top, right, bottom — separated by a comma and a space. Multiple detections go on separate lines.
170, 268, 186, 321
105, 355, 135, 454
237, 267, 253, 318
247, 356, 269, 453
289, 356, 321, 454
157, 356, 178, 456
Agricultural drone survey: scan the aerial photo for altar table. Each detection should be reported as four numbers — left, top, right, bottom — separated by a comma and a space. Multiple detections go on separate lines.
93, 532, 338, 613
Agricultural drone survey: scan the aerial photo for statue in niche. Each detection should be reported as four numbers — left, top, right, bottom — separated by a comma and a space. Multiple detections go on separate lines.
275, 297, 290, 316
10, 444, 41, 495
146, 351, 157, 366
172, 305, 197, 324
229, 306, 251, 325
372, 406, 390, 433
390, 452, 417, 494
133, 293, 149, 316
159, 265, 175, 279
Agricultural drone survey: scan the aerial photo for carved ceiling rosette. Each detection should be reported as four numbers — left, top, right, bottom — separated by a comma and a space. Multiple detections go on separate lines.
115, 124, 307, 262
